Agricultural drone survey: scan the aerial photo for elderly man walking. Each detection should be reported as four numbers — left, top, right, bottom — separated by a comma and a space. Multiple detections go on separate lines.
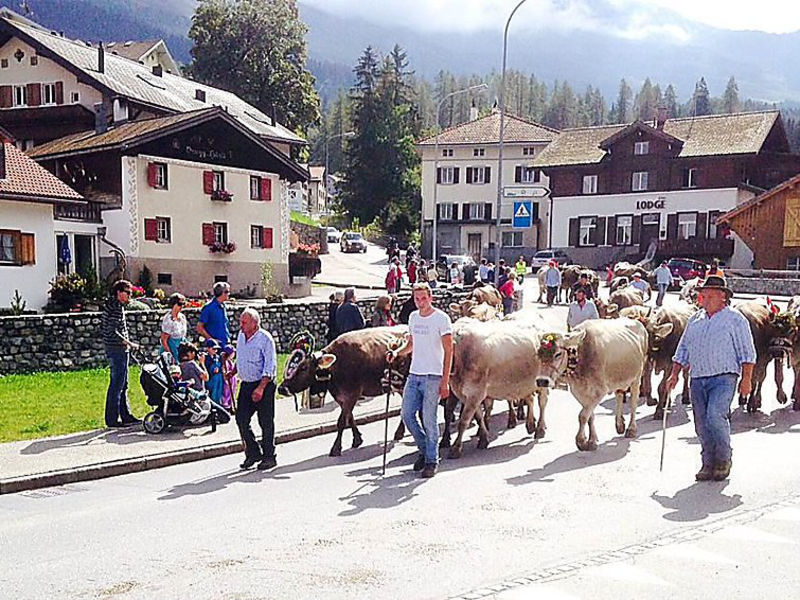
667, 275, 756, 481
235, 308, 278, 470
197, 281, 231, 346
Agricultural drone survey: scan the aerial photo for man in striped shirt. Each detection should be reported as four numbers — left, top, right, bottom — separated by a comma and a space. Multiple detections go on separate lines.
100, 279, 140, 428
668, 276, 756, 482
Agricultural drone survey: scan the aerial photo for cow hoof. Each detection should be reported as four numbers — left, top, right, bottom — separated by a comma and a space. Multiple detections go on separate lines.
645, 396, 657, 406
534, 428, 546, 440
794, 400, 800, 412
653, 408, 664, 421
507, 419, 517, 430
393, 431, 404, 442
738, 395, 747, 407
778, 392, 788, 405
439, 437, 451, 449
625, 428, 637, 439
448, 446, 462, 459
526, 422, 536, 435
477, 437, 489, 450
586, 440, 598, 451
352, 435, 363, 449
615, 421, 625, 435
329, 447, 342, 457
681, 395, 691, 405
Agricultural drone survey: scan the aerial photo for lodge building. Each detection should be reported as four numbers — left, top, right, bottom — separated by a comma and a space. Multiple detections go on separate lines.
534, 109, 800, 268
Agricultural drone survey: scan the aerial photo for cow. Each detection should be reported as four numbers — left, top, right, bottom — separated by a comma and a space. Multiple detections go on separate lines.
784, 296, 800, 410
449, 298, 500, 322
735, 301, 796, 413
561, 265, 600, 302
637, 304, 696, 420
535, 318, 649, 451
471, 285, 502, 308
618, 305, 654, 321
446, 312, 549, 458
278, 326, 410, 457
536, 265, 548, 303
604, 287, 645, 318
679, 277, 702, 304
614, 261, 648, 279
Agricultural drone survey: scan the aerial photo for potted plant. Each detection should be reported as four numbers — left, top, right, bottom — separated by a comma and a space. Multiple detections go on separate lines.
209, 241, 237, 254
211, 189, 233, 202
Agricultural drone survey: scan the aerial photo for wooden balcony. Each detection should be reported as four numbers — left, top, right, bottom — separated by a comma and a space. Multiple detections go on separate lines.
53, 201, 102, 223
656, 236, 735, 258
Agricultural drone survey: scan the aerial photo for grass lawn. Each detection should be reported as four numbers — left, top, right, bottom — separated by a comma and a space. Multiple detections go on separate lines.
0, 354, 289, 443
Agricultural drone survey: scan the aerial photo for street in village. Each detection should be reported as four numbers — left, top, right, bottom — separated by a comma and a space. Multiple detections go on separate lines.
3, 248, 800, 600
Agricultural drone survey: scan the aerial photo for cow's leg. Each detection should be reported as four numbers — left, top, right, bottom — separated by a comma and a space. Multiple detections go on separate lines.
775, 356, 788, 405
681, 369, 691, 405
483, 398, 495, 432
653, 372, 669, 420
393, 420, 406, 441
523, 394, 536, 435
476, 401, 491, 450
747, 360, 768, 413
516, 398, 525, 421
587, 411, 599, 451
615, 390, 626, 435
506, 399, 517, 429
626, 378, 641, 438
576, 405, 593, 451
642, 359, 656, 405
534, 388, 548, 439
449, 399, 479, 459
349, 411, 363, 448
330, 407, 347, 457
439, 393, 458, 449
793, 363, 800, 410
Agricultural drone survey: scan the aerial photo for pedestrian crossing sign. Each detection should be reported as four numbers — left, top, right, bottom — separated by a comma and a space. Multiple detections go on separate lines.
513, 201, 533, 228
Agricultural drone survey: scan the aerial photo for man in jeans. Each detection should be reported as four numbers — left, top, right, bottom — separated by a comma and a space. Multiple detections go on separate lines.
388, 282, 453, 478
667, 275, 755, 481
653, 261, 672, 307
544, 260, 561, 306
100, 279, 140, 428
234, 308, 278, 470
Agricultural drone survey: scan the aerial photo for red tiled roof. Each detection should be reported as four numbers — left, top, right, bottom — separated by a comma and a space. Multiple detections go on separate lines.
418, 111, 558, 146
0, 143, 83, 202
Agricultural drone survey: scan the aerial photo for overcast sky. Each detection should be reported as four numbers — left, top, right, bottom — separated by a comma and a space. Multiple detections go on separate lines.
301, 0, 800, 37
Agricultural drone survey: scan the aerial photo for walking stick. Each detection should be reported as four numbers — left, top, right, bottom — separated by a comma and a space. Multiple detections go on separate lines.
659, 395, 669, 472
382, 359, 391, 476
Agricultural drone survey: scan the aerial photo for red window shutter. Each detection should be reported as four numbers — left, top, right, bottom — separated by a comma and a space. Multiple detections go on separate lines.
147, 163, 158, 188
262, 227, 273, 249
0, 86, 11, 108
260, 177, 272, 201
202, 171, 214, 194
202, 222, 215, 245
54, 81, 63, 105
26, 83, 40, 106
144, 218, 158, 241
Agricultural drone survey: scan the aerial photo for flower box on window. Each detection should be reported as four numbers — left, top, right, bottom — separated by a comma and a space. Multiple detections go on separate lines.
296, 242, 320, 256
210, 189, 233, 202
209, 241, 237, 254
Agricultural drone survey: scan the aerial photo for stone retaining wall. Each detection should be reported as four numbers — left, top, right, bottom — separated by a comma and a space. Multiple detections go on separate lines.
0, 290, 468, 374
727, 276, 800, 296
290, 221, 328, 254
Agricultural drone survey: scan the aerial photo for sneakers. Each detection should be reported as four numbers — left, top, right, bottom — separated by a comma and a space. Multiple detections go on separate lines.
257, 456, 277, 470
240, 455, 261, 470
695, 466, 714, 481
713, 460, 732, 481
421, 463, 438, 478
412, 454, 426, 472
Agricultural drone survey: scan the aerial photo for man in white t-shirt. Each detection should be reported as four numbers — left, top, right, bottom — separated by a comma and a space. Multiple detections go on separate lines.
388, 282, 453, 478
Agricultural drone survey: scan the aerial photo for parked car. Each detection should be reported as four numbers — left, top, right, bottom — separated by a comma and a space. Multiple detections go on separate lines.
530, 249, 571, 269
340, 231, 368, 253
666, 257, 707, 288
326, 227, 341, 243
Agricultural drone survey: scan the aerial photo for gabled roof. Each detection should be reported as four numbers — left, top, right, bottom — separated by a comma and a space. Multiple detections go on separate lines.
308, 166, 325, 181
534, 110, 783, 168
418, 112, 558, 146
27, 107, 309, 182
598, 120, 683, 150
0, 142, 83, 203
106, 40, 159, 62
0, 16, 304, 146
719, 173, 800, 223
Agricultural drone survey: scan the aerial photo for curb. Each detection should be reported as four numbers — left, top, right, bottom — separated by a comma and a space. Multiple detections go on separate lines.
0, 407, 402, 495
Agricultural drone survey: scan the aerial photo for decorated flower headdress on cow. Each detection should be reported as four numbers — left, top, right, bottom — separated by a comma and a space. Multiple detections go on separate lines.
766, 296, 797, 337
537, 333, 560, 361
284, 331, 316, 380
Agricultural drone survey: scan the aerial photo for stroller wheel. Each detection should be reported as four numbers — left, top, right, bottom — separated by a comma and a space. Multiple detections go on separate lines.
143, 411, 166, 434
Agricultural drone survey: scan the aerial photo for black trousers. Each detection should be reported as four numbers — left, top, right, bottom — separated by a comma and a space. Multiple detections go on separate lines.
236, 380, 276, 460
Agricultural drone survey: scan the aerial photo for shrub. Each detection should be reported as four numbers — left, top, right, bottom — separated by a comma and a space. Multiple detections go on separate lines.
48, 274, 88, 311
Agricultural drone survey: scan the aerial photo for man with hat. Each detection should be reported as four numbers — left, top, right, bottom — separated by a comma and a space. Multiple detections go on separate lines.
570, 271, 595, 300
653, 260, 672, 307
667, 275, 755, 481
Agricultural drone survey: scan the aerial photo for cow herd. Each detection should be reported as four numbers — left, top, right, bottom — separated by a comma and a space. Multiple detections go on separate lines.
278, 270, 800, 466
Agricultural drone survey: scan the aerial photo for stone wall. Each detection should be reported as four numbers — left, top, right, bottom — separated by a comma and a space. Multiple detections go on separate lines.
290, 221, 328, 254
728, 276, 800, 296
0, 290, 469, 374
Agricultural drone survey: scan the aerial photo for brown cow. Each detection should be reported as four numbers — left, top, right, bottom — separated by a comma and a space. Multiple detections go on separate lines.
613, 261, 648, 279
448, 298, 500, 321
561, 265, 600, 302
278, 326, 410, 456
605, 287, 645, 317
471, 285, 502, 308
536, 318, 649, 450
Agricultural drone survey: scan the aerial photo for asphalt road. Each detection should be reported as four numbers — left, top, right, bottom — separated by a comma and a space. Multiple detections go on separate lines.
3, 284, 800, 599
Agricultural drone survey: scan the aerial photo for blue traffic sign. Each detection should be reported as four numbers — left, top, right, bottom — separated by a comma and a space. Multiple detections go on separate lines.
512, 201, 533, 228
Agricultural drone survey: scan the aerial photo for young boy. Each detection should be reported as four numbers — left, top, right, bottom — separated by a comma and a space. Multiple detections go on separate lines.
204, 339, 224, 405
178, 341, 208, 392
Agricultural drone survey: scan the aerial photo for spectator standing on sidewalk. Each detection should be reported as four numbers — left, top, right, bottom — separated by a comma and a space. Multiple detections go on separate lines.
544, 261, 561, 306
426, 261, 439, 289
371, 295, 396, 327
388, 282, 453, 478
335, 287, 365, 335
653, 261, 672, 307
326, 291, 344, 343
407, 259, 418, 284
101, 279, 140, 428
197, 282, 231, 346
235, 308, 278, 470
478, 258, 489, 283
667, 276, 755, 482
515, 256, 527, 280
499, 273, 516, 315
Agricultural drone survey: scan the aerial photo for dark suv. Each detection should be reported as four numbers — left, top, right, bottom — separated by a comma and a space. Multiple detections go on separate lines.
667, 258, 707, 287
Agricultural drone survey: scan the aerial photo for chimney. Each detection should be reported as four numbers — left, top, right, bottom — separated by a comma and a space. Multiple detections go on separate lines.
656, 106, 667, 130
195, 89, 206, 102
97, 41, 105, 73
0, 142, 6, 180
152, 65, 162, 77
469, 100, 479, 122
94, 102, 108, 134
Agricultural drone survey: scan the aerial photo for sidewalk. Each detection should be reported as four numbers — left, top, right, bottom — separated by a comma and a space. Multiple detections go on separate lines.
0, 393, 403, 494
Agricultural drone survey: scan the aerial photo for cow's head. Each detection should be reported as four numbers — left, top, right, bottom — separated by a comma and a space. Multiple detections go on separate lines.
603, 303, 620, 318
768, 310, 797, 357
450, 299, 477, 318
278, 349, 337, 397
535, 329, 586, 388
642, 319, 674, 354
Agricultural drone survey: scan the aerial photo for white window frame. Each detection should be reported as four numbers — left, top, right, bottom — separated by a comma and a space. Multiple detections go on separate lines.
502, 231, 523, 247
212, 171, 225, 192
468, 203, 485, 220
251, 225, 263, 249
579, 217, 596, 247
250, 176, 261, 200
70, 91, 80, 104
0, 231, 16, 263
473, 147, 485, 157
213, 222, 228, 244
634, 141, 650, 155
788, 257, 800, 271
156, 217, 171, 243
616, 215, 632, 245
440, 166, 455, 185
521, 167, 539, 184
469, 166, 487, 184
684, 167, 697, 188
678, 213, 697, 240
41, 82, 57, 106
13, 85, 26, 107
582, 174, 598, 195
154, 163, 168, 189
439, 202, 454, 220
632, 171, 649, 192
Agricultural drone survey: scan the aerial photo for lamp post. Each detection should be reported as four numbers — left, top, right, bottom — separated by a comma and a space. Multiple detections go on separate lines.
432, 83, 488, 263
494, 0, 530, 285
324, 130, 354, 213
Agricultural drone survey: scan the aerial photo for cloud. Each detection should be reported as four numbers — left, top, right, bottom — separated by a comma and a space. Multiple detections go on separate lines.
301, 0, 800, 36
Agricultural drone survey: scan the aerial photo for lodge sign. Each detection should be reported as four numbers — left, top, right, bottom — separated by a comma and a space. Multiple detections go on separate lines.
636, 199, 666, 210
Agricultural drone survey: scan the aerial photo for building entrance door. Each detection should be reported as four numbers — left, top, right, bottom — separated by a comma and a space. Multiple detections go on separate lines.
467, 233, 482, 261
639, 213, 660, 255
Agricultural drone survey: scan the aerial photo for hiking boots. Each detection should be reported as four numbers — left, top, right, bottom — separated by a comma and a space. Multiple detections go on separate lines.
421, 463, 438, 478
695, 466, 714, 481
412, 454, 426, 472
713, 460, 732, 481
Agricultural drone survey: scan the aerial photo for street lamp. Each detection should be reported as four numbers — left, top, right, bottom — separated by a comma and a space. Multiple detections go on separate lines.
324, 130, 354, 213
494, 0, 530, 285
432, 83, 488, 263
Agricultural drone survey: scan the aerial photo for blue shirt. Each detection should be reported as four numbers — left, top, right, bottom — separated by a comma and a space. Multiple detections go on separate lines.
654, 266, 672, 285
236, 328, 277, 383
199, 299, 230, 345
545, 267, 561, 287
673, 307, 757, 377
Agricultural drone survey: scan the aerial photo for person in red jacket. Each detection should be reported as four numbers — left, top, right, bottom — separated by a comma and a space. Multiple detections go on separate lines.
499, 273, 516, 315
407, 259, 418, 284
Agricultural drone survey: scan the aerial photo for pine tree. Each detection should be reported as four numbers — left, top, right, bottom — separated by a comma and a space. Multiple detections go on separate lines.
692, 77, 712, 116
634, 77, 657, 121
614, 79, 633, 123
663, 84, 679, 119
722, 76, 741, 114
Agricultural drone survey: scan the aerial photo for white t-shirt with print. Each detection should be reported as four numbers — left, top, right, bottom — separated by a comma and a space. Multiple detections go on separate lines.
408, 308, 453, 375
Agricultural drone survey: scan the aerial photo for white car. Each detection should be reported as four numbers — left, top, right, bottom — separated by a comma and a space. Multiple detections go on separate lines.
530, 249, 571, 269
326, 227, 341, 243
340, 231, 368, 253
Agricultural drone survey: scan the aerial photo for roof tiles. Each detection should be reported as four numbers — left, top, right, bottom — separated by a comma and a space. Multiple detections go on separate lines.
0, 142, 83, 201
418, 112, 558, 146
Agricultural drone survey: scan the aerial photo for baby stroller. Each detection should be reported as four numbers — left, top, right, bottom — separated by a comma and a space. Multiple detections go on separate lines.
133, 350, 226, 434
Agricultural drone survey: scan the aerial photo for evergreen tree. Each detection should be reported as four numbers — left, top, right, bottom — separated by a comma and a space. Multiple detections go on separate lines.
634, 77, 657, 121
614, 79, 633, 123
663, 84, 679, 119
692, 77, 712, 116
722, 76, 741, 114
